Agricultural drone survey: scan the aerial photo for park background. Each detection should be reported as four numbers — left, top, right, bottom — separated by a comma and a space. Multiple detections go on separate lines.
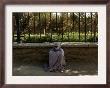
12, 12, 98, 76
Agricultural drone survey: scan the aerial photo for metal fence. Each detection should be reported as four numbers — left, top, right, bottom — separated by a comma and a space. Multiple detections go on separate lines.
13, 12, 98, 43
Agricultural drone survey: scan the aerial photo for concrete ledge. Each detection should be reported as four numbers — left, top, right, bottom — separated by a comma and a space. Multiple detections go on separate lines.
13, 43, 98, 48
13, 42, 98, 65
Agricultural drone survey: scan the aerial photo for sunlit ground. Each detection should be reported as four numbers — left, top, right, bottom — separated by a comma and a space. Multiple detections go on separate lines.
13, 59, 98, 76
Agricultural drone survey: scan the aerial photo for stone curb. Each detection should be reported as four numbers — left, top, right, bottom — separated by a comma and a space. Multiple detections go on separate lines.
13, 43, 98, 48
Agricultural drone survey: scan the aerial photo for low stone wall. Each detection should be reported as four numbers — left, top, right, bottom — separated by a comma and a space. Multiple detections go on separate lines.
13, 43, 98, 64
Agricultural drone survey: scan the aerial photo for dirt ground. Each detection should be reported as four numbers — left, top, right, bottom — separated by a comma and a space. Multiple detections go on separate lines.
13, 59, 98, 76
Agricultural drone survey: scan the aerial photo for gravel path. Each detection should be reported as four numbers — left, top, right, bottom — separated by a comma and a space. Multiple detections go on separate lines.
13, 59, 98, 76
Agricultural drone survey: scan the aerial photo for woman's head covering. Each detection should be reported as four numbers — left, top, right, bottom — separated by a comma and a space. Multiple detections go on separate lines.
53, 42, 61, 47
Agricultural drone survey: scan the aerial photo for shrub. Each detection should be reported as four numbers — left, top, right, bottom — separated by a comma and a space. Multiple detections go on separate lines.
13, 32, 98, 43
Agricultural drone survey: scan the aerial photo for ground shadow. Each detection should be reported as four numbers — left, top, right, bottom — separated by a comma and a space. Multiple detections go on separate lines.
13, 58, 98, 76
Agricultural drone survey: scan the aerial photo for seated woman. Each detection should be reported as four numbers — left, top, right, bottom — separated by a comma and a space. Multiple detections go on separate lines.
49, 42, 66, 72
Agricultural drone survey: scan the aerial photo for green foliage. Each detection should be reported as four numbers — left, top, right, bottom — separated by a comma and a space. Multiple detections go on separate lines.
13, 12, 98, 43
13, 32, 98, 43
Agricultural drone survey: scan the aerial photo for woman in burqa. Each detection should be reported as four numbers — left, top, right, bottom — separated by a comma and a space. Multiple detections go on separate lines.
49, 42, 66, 72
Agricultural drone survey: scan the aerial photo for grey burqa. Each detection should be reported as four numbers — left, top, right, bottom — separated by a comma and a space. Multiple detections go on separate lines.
49, 42, 66, 72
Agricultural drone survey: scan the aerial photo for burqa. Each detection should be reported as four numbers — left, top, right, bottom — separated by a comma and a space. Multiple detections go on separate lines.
49, 42, 66, 72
